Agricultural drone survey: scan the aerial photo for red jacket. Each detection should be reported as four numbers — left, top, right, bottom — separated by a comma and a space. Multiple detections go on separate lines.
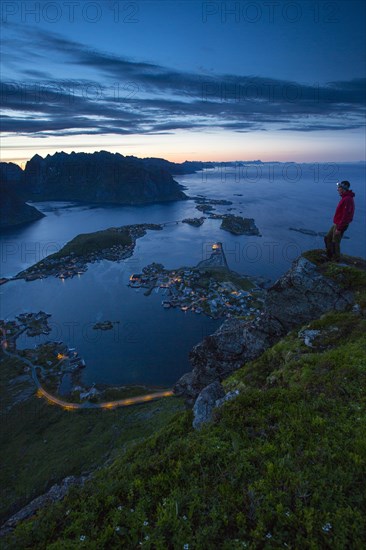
333, 190, 355, 231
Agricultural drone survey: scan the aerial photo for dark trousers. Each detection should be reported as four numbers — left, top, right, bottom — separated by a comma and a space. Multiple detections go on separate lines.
324, 224, 348, 261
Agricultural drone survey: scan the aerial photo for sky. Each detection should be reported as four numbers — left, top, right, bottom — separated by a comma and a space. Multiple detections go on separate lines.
1, 0, 365, 165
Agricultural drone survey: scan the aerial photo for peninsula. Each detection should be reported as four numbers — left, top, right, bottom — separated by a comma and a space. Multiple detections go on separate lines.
13, 223, 162, 281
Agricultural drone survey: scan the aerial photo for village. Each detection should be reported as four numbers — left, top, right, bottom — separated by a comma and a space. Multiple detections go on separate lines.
128, 243, 265, 319
17, 242, 136, 282
0, 312, 87, 392
9, 223, 162, 283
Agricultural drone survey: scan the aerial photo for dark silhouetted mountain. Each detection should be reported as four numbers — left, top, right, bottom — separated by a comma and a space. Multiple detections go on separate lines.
0, 162, 24, 185
21, 151, 188, 204
0, 163, 44, 228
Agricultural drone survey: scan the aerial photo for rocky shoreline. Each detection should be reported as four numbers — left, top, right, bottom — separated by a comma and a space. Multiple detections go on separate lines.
174, 252, 357, 405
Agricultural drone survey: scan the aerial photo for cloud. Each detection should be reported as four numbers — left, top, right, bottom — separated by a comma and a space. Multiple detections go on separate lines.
1, 26, 365, 138
280, 123, 365, 132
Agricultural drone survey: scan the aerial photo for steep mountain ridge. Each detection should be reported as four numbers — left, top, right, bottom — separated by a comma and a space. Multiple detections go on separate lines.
21, 151, 188, 204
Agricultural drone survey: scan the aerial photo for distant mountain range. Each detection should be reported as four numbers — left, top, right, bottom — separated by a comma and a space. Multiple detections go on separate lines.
0, 152, 215, 228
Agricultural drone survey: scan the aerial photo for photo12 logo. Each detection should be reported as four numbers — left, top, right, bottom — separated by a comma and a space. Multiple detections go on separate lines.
202, 240, 303, 265
201, 1, 340, 24
201, 80, 321, 104
1, 1, 140, 24
201, 162, 340, 184
1, 81, 139, 106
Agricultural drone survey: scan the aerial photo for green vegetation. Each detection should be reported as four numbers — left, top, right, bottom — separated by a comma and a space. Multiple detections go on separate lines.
51, 228, 132, 259
4, 258, 366, 548
0, 354, 183, 524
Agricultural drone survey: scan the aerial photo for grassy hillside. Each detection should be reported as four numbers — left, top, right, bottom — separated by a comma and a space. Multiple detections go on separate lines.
4, 254, 366, 548
0, 354, 183, 525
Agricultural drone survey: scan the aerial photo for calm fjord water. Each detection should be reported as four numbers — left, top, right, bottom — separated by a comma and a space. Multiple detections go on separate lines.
1, 164, 365, 387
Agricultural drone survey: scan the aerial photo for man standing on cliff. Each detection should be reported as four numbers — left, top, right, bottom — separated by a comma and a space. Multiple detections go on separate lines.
324, 181, 355, 262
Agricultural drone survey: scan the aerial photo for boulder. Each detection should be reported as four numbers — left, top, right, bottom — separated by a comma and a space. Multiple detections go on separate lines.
192, 381, 225, 430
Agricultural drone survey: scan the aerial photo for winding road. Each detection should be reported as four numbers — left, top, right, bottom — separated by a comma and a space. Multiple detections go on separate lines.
1, 329, 173, 410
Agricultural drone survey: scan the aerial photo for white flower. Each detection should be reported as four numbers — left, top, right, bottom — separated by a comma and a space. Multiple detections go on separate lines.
183, 545, 189, 549
117, 505, 123, 511
115, 526, 120, 532
322, 523, 332, 533
265, 533, 272, 539
143, 520, 149, 526
130, 508, 134, 513
145, 535, 150, 541
182, 515, 187, 521
80, 535, 86, 541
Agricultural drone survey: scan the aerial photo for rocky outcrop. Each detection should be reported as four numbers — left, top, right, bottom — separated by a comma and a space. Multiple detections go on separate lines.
174, 256, 354, 403
192, 381, 225, 430
192, 385, 240, 430
0, 475, 89, 536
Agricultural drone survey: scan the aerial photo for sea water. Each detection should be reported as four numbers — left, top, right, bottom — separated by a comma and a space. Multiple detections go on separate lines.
1, 163, 364, 386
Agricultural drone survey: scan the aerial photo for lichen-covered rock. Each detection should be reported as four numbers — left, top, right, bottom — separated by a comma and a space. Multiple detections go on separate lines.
0, 475, 89, 536
298, 329, 321, 348
215, 389, 240, 409
174, 256, 354, 402
192, 381, 225, 430
264, 256, 353, 331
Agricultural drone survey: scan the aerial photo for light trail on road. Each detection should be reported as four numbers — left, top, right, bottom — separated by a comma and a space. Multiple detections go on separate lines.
36, 387, 174, 410
2, 328, 174, 411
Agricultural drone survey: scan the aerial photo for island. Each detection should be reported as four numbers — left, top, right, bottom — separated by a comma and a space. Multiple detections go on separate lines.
220, 215, 261, 236
182, 217, 206, 227
195, 203, 215, 212
93, 321, 118, 331
194, 197, 233, 206
13, 223, 163, 282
